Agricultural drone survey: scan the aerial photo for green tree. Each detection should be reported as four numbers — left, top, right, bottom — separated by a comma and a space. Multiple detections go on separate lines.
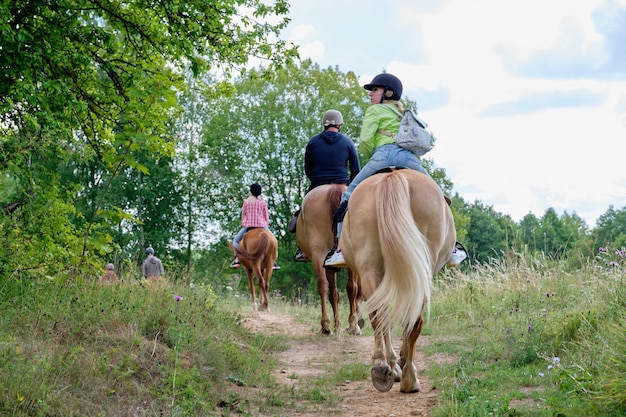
594, 205, 626, 249
535, 208, 587, 259
183, 60, 462, 293
197, 60, 368, 240
519, 212, 542, 253
0, 0, 297, 277
463, 200, 509, 263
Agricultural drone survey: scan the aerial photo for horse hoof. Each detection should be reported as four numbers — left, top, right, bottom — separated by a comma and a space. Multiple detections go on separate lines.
371, 366, 394, 392
320, 328, 332, 336
346, 325, 361, 336
357, 318, 365, 329
393, 364, 402, 382
400, 379, 421, 393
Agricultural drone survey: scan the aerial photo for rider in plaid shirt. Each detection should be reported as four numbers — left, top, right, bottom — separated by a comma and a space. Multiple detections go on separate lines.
231, 183, 279, 269
241, 195, 269, 228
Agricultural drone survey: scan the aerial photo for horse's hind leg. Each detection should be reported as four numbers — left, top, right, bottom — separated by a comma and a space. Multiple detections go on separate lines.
314, 263, 332, 334
385, 328, 402, 383
261, 266, 274, 312
255, 267, 269, 311
246, 270, 257, 311
399, 315, 423, 393
369, 313, 395, 392
326, 269, 341, 332
345, 270, 362, 335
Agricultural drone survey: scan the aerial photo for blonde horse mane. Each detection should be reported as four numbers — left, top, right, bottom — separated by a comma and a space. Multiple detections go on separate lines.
365, 172, 433, 336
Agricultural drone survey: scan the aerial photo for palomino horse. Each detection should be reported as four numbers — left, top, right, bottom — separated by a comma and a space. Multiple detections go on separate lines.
296, 184, 363, 335
341, 169, 457, 393
235, 228, 279, 311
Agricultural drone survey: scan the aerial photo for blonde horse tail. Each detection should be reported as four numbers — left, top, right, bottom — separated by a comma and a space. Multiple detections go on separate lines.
366, 172, 433, 336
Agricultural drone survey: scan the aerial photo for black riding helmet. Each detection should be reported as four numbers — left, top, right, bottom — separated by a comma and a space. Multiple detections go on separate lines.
364, 73, 403, 102
250, 183, 262, 196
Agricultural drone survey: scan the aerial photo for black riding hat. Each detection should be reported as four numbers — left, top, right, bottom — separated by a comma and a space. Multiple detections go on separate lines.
364, 73, 403, 101
250, 183, 262, 196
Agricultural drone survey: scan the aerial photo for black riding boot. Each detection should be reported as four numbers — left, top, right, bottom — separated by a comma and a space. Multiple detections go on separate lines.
288, 209, 300, 234
333, 200, 349, 223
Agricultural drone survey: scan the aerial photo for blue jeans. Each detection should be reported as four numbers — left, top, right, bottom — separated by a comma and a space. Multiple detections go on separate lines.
335, 144, 430, 239
341, 144, 429, 204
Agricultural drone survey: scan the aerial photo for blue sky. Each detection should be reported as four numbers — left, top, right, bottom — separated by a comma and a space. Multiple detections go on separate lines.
277, 0, 626, 227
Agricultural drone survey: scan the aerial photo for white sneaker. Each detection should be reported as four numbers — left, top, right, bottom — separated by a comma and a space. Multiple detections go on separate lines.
324, 250, 347, 268
449, 243, 468, 266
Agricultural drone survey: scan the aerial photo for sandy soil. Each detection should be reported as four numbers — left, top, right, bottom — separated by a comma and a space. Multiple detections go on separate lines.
243, 310, 453, 417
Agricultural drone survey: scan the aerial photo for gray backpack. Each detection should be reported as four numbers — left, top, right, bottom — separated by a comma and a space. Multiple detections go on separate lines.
379, 105, 434, 156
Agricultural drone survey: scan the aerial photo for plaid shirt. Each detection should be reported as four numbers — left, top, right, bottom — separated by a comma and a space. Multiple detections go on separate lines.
241, 197, 269, 228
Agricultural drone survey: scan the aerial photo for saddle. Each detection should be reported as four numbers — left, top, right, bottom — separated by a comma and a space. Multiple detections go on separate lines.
374, 165, 407, 175
373, 166, 451, 206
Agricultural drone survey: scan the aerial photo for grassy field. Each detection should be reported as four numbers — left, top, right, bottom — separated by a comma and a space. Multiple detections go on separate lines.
1, 250, 625, 416
425, 252, 626, 417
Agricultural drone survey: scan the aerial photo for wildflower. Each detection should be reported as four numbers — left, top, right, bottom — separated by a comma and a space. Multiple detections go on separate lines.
599, 247, 607, 252
527, 325, 533, 331
547, 365, 553, 370
610, 261, 618, 267
174, 294, 183, 302
546, 292, 551, 297
505, 327, 511, 334
552, 357, 560, 364
538, 372, 545, 377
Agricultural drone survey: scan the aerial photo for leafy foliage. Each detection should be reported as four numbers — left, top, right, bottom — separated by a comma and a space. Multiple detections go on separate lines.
0, 0, 296, 277
197, 60, 368, 237
3, 1, 626, 288
595, 205, 626, 249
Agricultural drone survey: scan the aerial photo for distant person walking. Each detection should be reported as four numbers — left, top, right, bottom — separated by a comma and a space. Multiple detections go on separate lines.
142, 247, 165, 281
99, 263, 118, 284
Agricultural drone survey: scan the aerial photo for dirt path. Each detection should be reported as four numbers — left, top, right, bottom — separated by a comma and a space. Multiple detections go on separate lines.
243, 310, 446, 417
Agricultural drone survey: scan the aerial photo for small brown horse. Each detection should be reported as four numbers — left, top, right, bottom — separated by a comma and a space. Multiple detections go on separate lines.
296, 184, 363, 335
236, 228, 278, 312
341, 169, 457, 393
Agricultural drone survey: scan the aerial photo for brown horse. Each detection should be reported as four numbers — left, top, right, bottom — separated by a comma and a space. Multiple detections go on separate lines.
341, 169, 457, 393
296, 184, 363, 335
235, 228, 278, 311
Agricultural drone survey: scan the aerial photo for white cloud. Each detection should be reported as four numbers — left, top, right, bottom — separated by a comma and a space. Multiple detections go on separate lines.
287, 24, 325, 62
289, 23, 317, 40
281, 0, 626, 227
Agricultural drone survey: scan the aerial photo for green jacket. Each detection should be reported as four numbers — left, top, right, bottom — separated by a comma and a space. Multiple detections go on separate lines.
358, 103, 401, 162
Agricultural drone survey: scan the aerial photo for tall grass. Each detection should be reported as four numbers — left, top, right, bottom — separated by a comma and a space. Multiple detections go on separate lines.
0, 278, 290, 416
427, 249, 626, 416
1, 247, 624, 416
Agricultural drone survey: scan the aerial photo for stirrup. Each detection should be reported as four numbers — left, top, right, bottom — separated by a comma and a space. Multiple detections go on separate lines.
294, 248, 309, 262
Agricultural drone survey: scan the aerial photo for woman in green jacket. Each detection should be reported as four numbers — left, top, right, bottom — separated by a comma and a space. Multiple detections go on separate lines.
324, 73, 467, 268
